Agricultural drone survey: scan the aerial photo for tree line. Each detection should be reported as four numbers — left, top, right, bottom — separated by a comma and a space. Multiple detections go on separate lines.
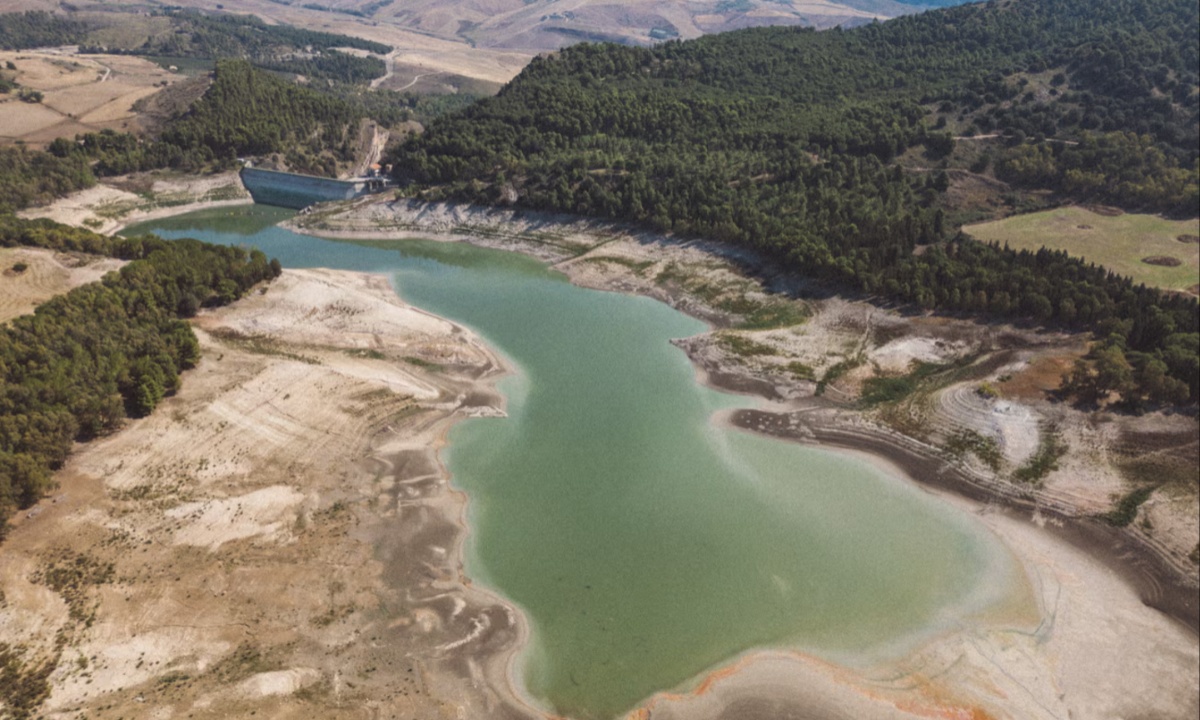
50, 60, 365, 176
0, 10, 87, 49
1, 8, 390, 85
388, 0, 1199, 404
0, 147, 95, 214
85, 9, 390, 85
0, 215, 281, 538
3, 60, 476, 210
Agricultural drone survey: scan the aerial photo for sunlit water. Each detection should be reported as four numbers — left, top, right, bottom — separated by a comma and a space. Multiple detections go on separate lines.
127, 205, 1025, 719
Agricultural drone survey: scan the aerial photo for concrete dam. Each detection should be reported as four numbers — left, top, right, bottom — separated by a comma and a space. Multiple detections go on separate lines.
239, 166, 391, 210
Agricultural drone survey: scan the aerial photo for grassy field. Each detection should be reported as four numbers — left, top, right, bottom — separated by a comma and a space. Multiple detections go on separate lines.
964, 206, 1200, 293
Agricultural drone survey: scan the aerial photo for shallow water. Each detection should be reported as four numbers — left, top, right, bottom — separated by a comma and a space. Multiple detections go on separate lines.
128, 205, 1023, 720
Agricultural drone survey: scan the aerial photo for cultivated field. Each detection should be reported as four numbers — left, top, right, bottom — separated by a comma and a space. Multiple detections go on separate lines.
0, 50, 182, 146
965, 206, 1200, 293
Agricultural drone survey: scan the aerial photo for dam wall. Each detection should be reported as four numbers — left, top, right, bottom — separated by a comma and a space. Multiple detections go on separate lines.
239, 166, 390, 210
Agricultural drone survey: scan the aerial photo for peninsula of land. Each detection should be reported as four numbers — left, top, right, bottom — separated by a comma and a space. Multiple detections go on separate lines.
0, 256, 544, 719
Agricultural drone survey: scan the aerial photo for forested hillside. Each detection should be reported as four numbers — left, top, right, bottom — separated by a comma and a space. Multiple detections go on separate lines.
0, 9, 390, 84
0, 148, 95, 214
0, 10, 87, 50
0, 216, 280, 537
50, 59, 364, 176
1, 59, 475, 209
389, 0, 1199, 403
94, 10, 390, 85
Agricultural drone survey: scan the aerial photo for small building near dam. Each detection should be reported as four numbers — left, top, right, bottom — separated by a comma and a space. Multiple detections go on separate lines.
239, 165, 392, 210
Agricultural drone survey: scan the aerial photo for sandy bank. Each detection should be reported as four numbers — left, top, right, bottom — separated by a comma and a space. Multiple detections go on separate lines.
635, 477, 1199, 720
18, 171, 251, 236
288, 195, 1199, 720
0, 267, 541, 719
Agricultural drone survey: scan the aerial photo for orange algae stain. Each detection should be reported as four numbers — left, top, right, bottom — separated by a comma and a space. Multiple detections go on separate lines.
894, 678, 999, 720
691, 661, 746, 695
631, 652, 766, 714
628, 649, 999, 720
894, 700, 996, 720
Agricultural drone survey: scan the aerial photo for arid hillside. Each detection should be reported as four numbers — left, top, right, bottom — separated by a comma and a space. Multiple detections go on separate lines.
4, 0, 926, 57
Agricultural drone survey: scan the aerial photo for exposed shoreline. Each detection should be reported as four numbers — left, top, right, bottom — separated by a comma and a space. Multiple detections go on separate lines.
0, 266, 547, 719
721, 404, 1199, 633
285, 195, 1199, 719
287, 196, 1199, 627
8, 189, 1195, 719
18, 171, 252, 236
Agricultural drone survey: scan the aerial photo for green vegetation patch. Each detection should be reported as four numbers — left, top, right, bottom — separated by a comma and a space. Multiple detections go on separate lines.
579, 255, 655, 274
1099, 485, 1158, 527
784, 361, 816, 381
861, 359, 973, 406
860, 375, 920, 405
965, 207, 1199, 292
717, 333, 776, 358
944, 429, 1002, 472
0, 11, 89, 50
106, 10, 390, 84
1013, 424, 1068, 485
0, 146, 95, 214
142, 55, 216, 77
403, 356, 442, 371
0, 642, 56, 720
30, 549, 114, 626
729, 298, 809, 331
815, 354, 864, 396
209, 328, 320, 365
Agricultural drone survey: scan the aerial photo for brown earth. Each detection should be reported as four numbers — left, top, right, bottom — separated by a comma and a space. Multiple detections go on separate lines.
18, 171, 251, 235
38, 0, 925, 76
5, 190, 1196, 719
290, 195, 1200, 718
0, 50, 182, 147
0, 247, 124, 324
0, 268, 539, 720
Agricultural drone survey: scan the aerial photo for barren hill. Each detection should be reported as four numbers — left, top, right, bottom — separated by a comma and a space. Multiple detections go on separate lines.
2, 1, 939, 71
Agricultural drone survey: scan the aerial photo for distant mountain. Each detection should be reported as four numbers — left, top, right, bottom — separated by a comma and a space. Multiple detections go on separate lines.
389, 0, 1199, 402
23, 0, 940, 53
375, 0, 913, 48
893, 0, 977, 6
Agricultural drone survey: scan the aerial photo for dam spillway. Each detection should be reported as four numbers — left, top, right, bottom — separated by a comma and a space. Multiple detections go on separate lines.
239, 166, 391, 210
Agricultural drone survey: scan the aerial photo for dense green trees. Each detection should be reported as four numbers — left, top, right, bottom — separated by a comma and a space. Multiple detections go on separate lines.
0, 147, 95, 214
1, 8, 389, 83
50, 60, 364, 176
996, 132, 1198, 213
0, 11, 87, 50
91, 10, 390, 84
389, 0, 1199, 403
0, 216, 280, 537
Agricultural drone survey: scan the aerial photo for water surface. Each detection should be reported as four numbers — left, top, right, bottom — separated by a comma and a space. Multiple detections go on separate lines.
128, 206, 1023, 719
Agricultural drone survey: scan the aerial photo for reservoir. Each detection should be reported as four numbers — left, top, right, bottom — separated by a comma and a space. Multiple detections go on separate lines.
127, 206, 1027, 720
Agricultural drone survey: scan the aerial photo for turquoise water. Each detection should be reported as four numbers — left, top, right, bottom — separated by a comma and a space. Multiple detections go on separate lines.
127, 206, 1021, 719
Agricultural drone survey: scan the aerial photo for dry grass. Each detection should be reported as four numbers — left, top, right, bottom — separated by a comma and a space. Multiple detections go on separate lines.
997, 351, 1083, 401
0, 247, 125, 325
0, 50, 181, 146
965, 206, 1200, 292
0, 99, 64, 138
